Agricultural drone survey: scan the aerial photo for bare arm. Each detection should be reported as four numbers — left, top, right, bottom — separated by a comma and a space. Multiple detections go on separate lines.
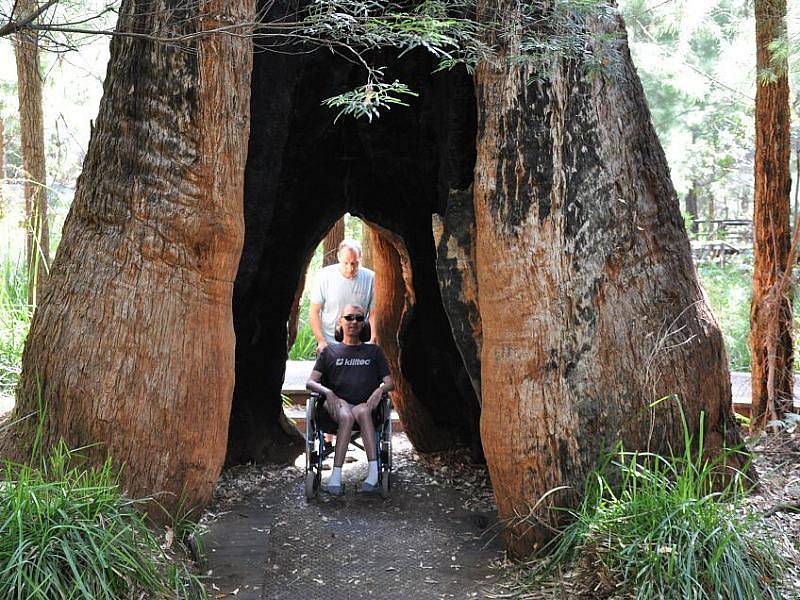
307, 369, 344, 414
366, 375, 394, 411
309, 302, 327, 352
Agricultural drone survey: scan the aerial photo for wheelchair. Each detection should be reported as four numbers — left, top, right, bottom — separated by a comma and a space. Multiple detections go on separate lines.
304, 391, 393, 500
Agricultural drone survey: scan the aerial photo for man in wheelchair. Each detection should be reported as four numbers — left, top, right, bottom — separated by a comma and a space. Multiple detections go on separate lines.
306, 303, 394, 495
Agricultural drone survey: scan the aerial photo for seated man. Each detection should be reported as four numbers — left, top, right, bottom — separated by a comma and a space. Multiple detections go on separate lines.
307, 303, 394, 495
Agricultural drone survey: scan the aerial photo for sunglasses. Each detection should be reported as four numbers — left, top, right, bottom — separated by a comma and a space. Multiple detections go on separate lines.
342, 314, 365, 322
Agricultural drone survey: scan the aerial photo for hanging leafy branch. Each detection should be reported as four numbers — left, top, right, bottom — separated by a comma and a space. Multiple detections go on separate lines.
0, 0, 621, 120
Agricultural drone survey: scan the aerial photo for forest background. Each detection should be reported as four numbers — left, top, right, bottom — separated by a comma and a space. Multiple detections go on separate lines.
0, 0, 799, 403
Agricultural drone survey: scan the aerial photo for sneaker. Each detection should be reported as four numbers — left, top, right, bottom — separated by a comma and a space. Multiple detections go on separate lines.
359, 481, 380, 494
323, 483, 344, 497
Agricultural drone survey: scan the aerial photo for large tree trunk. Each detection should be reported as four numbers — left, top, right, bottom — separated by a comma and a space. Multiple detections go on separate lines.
750, 0, 793, 429
474, 5, 745, 556
13, 0, 49, 305
322, 216, 345, 266
2, 0, 256, 515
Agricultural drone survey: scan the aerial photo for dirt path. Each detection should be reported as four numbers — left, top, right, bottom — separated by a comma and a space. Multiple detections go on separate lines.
202, 435, 504, 599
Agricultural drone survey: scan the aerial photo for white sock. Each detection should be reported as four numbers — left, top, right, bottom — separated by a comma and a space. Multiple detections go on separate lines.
328, 466, 342, 487
365, 460, 378, 486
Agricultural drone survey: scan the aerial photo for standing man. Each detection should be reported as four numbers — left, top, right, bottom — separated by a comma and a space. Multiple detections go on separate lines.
310, 239, 376, 352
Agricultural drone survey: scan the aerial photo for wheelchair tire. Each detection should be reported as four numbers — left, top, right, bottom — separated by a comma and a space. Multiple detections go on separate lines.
305, 471, 318, 501
380, 471, 391, 499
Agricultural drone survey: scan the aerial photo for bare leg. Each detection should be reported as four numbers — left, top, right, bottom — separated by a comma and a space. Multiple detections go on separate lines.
351, 404, 377, 461
328, 403, 355, 468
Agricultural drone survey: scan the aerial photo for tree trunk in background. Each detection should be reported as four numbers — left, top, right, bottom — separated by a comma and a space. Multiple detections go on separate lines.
322, 216, 344, 267
685, 185, 698, 234
751, 0, 793, 429
13, 0, 49, 305
0, 113, 5, 218
361, 220, 374, 269
707, 192, 716, 223
474, 4, 744, 556
2, 0, 256, 516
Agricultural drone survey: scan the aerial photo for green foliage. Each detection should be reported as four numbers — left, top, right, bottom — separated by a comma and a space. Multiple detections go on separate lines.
307, 0, 619, 120
289, 319, 318, 361
621, 0, 757, 218
532, 402, 785, 599
0, 442, 205, 600
321, 79, 418, 122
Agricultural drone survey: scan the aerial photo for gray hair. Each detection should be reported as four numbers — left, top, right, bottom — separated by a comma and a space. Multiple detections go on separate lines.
338, 239, 362, 258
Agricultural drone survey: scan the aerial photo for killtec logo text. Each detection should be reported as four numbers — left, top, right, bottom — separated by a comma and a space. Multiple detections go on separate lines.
335, 358, 372, 366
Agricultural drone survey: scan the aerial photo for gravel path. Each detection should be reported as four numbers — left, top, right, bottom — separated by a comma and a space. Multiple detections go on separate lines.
202, 435, 504, 600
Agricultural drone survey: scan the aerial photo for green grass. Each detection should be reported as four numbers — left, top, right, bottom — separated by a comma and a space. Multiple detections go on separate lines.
531, 400, 785, 599
0, 440, 206, 599
0, 249, 29, 397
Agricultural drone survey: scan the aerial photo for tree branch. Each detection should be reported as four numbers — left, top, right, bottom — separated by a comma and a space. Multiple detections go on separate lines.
0, 0, 60, 38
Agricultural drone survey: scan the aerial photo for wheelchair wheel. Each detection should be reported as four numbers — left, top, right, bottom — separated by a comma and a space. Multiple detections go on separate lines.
380, 471, 391, 498
304, 398, 320, 501
379, 396, 393, 498
305, 470, 320, 501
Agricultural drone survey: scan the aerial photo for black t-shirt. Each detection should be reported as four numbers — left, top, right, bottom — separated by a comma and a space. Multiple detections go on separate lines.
313, 343, 391, 405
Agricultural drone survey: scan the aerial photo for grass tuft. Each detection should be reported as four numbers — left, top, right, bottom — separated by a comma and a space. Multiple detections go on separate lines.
529, 403, 785, 599
0, 442, 205, 599
0, 249, 29, 397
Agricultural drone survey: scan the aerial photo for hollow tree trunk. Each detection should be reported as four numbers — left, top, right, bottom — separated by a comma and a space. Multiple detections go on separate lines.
13, 0, 49, 305
474, 5, 744, 556
433, 187, 482, 405
750, 0, 793, 429
2, 0, 256, 515
371, 226, 463, 451
323, 216, 345, 266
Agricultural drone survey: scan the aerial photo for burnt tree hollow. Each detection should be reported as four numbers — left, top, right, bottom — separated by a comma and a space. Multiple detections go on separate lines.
226, 47, 482, 465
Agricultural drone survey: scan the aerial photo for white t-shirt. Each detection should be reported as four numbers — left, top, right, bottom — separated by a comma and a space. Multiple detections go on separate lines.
310, 265, 375, 343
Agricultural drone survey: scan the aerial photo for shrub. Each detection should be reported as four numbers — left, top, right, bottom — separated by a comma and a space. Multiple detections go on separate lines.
0, 442, 205, 599
289, 319, 318, 361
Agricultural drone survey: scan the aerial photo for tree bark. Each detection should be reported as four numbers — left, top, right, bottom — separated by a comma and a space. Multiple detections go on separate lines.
2, 0, 256, 516
371, 226, 462, 451
433, 187, 482, 405
474, 4, 745, 556
751, 0, 793, 429
13, 0, 49, 305
361, 220, 374, 269
322, 216, 345, 267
